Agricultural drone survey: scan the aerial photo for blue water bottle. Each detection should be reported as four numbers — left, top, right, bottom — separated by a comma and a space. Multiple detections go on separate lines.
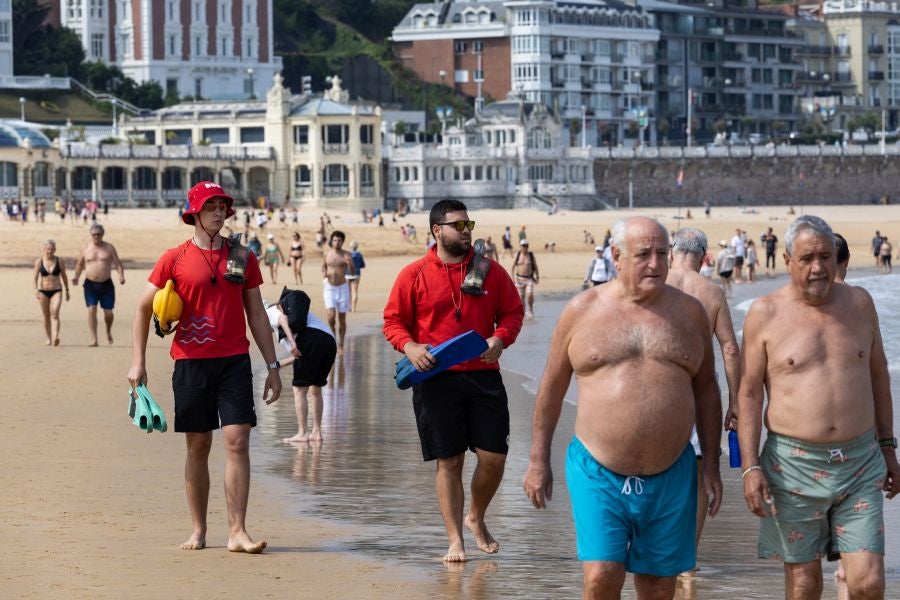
728, 429, 742, 468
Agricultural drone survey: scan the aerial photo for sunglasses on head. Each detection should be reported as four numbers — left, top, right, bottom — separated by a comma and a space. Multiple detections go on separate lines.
436, 220, 476, 232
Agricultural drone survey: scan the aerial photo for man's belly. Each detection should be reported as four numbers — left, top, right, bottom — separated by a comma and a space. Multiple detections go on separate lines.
573, 367, 696, 476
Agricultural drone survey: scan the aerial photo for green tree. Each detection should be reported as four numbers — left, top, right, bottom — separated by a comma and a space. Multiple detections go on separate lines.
13, 0, 85, 78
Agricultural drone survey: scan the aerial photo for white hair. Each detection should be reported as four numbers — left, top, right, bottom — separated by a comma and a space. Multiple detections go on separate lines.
785, 215, 834, 256
44, 238, 56, 247
672, 228, 708, 257
610, 217, 668, 257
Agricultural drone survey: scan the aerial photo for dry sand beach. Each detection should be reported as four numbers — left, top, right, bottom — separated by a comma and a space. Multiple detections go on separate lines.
1, 202, 898, 598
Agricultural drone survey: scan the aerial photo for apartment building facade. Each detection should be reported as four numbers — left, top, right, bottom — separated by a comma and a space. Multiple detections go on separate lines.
52, 0, 282, 101
0, 0, 10, 79
822, 0, 900, 127
393, 0, 660, 146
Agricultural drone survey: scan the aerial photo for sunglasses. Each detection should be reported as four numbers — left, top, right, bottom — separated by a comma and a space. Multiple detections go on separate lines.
436, 220, 476, 232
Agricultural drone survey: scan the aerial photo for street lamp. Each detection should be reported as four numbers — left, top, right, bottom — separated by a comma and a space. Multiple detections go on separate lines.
19, 97, 25, 122
111, 98, 117, 135
438, 69, 447, 87
246, 67, 255, 99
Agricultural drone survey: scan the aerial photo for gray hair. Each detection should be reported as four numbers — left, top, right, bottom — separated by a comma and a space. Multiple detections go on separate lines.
672, 228, 708, 257
610, 217, 668, 257
90, 223, 105, 234
785, 215, 834, 256
350, 240, 359, 250
44, 238, 56, 247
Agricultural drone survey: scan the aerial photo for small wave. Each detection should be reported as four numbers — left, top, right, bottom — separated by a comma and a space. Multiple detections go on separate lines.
181, 322, 213, 331
733, 297, 758, 313
187, 315, 214, 323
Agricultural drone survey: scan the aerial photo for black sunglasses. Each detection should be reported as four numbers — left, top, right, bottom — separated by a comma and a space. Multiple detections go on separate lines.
436, 220, 476, 232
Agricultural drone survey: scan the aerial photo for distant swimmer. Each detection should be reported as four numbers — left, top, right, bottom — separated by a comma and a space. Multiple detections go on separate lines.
72, 223, 124, 346
668, 228, 741, 563
128, 181, 282, 554
384, 199, 524, 562
738, 215, 899, 599
321, 230, 354, 352
524, 216, 722, 597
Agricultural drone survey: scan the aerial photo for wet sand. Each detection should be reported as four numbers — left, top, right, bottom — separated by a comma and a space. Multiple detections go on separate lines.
254, 273, 900, 598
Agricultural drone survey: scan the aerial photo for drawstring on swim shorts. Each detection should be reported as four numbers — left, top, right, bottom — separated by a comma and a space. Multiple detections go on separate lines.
621, 476, 645, 495
827, 448, 846, 463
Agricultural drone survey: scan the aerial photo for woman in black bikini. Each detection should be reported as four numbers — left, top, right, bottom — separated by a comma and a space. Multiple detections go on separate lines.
33, 239, 70, 346
290, 232, 304, 284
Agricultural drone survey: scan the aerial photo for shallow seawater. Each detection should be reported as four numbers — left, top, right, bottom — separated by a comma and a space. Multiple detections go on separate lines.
251, 273, 899, 599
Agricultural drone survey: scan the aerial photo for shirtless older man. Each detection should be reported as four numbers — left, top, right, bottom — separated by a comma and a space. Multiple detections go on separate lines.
668, 227, 741, 556
739, 215, 899, 600
322, 230, 354, 351
524, 216, 723, 599
73, 223, 125, 345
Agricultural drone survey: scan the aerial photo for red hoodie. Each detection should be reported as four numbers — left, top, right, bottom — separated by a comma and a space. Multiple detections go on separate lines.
383, 245, 524, 371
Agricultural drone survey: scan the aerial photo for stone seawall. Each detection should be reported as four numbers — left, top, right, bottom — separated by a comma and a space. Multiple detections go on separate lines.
593, 155, 900, 208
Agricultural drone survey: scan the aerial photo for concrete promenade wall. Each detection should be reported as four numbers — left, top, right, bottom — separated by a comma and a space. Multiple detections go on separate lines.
592, 146, 900, 208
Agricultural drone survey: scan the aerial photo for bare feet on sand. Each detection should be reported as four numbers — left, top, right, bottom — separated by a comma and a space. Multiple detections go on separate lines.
283, 433, 310, 443
227, 532, 267, 554
464, 515, 500, 554
89, 339, 98, 347
310, 430, 323, 442
443, 541, 467, 563
180, 532, 206, 550
107, 334, 114, 345
53, 338, 60, 346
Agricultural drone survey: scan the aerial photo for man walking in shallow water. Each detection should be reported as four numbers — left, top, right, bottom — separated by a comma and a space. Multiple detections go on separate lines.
524, 216, 723, 599
384, 199, 523, 562
739, 215, 899, 599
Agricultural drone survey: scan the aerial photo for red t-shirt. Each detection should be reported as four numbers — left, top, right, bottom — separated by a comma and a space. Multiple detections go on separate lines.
148, 240, 263, 360
383, 246, 524, 371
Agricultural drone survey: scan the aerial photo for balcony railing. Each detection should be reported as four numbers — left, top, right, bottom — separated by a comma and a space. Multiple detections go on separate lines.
360, 184, 376, 197
836, 46, 851, 56
797, 44, 832, 56
322, 184, 349, 197
833, 72, 854, 83
323, 143, 349, 154
869, 71, 885, 81
551, 79, 565, 88
581, 78, 593, 89
868, 44, 884, 54
723, 51, 744, 61
655, 50, 683, 62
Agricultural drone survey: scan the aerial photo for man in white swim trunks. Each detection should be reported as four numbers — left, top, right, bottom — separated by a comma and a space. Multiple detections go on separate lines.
322, 230, 354, 352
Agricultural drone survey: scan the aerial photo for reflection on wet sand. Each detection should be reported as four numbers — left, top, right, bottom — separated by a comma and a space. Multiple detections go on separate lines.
250, 294, 897, 598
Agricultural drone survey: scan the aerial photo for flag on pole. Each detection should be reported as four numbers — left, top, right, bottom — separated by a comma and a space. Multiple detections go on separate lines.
676, 168, 684, 188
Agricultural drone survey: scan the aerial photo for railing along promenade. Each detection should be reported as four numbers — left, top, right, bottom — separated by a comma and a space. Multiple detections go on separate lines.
593, 144, 900, 159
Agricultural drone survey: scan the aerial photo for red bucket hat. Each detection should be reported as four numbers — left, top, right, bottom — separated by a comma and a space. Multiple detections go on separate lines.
182, 181, 235, 224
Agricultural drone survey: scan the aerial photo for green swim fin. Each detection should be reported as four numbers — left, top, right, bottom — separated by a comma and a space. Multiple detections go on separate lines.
137, 384, 168, 433
128, 387, 154, 433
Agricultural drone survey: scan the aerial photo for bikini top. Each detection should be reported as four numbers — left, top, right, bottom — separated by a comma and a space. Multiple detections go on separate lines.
39, 258, 61, 277
291, 242, 303, 252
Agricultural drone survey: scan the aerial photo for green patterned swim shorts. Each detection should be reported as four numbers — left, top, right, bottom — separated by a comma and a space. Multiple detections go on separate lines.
758, 429, 886, 563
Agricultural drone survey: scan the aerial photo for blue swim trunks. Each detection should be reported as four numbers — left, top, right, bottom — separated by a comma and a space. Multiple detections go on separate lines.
83, 278, 115, 309
566, 436, 697, 576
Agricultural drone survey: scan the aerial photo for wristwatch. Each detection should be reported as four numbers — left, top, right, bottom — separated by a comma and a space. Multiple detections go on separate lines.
879, 437, 898, 449
266, 359, 281, 371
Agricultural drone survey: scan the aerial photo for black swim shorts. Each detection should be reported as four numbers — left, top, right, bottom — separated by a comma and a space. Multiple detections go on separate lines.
292, 328, 337, 388
412, 370, 509, 461
734, 256, 745, 267
719, 270, 733, 280
172, 354, 256, 432
83, 278, 115, 309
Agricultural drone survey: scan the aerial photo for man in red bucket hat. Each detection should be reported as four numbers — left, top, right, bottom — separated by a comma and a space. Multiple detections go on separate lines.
128, 181, 282, 553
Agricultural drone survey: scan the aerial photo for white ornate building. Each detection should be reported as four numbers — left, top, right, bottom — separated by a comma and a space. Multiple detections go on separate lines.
8, 75, 382, 210
385, 93, 596, 210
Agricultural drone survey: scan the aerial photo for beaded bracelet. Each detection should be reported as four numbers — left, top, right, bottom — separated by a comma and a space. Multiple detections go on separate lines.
741, 465, 762, 479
